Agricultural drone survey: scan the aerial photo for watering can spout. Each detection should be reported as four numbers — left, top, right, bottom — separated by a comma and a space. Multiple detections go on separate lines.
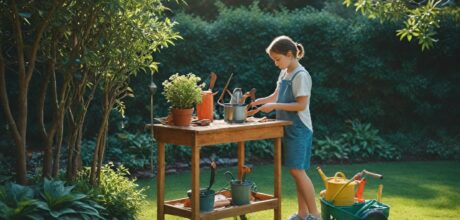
317, 166, 328, 189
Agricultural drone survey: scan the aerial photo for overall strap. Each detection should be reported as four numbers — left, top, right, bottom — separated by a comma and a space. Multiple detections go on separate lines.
290, 69, 305, 82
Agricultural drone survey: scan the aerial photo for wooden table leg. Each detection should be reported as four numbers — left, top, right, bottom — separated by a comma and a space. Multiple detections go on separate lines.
237, 142, 245, 180
191, 145, 201, 219
274, 138, 282, 220
157, 142, 165, 220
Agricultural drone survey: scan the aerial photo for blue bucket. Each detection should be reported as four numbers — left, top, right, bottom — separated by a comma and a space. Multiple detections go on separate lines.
187, 189, 215, 212
230, 180, 252, 205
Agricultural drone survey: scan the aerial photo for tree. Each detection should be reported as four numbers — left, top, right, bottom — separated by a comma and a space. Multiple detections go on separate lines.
343, 0, 460, 50
0, 0, 65, 184
87, 0, 180, 185
1, 0, 180, 184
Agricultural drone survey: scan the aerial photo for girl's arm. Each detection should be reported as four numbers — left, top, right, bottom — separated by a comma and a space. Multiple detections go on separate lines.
252, 89, 279, 106
259, 96, 308, 113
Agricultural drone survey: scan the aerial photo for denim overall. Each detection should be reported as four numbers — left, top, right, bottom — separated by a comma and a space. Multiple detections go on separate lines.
276, 69, 313, 169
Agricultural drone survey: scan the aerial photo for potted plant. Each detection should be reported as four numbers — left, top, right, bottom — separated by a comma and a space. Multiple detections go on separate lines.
162, 73, 203, 126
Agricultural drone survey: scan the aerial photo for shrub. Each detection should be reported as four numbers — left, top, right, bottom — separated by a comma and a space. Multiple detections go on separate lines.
74, 163, 146, 220
340, 120, 401, 161
0, 183, 46, 220
0, 180, 104, 220
314, 120, 400, 162
81, 132, 154, 171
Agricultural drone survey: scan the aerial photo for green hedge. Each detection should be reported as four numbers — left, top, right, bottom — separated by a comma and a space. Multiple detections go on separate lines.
120, 4, 460, 162
127, 4, 460, 134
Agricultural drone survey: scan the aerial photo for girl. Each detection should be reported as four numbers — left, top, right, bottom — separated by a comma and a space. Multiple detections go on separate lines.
252, 36, 320, 220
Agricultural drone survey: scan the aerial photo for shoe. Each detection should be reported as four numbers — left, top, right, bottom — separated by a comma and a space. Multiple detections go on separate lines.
306, 214, 322, 220
287, 213, 306, 220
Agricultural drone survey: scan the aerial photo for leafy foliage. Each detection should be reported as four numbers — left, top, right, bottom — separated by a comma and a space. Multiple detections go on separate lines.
81, 132, 154, 170
0, 180, 104, 220
74, 164, 146, 220
0, 183, 46, 220
314, 120, 400, 162
343, 0, 460, 50
39, 178, 104, 219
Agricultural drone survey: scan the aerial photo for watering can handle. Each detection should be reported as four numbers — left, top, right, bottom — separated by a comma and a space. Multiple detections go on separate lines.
334, 172, 347, 179
330, 178, 356, 203
224, 171, 235, 182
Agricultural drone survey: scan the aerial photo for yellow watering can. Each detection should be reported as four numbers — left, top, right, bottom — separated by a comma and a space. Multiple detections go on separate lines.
317, 167, 357, 206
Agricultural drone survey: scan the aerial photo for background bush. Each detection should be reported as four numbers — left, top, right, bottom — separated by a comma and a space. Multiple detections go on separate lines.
1, 2, 459, 175
74, 164, 146, 220
121, 2, 459, 163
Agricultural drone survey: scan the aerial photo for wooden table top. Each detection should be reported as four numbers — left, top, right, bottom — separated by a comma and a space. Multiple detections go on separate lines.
147, 119, 292, 134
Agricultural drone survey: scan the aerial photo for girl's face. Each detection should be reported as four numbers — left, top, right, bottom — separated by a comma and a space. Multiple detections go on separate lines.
269, 51, 294, 70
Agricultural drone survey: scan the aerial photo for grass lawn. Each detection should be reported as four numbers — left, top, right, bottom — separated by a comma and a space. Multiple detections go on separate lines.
136, 161, 460, 220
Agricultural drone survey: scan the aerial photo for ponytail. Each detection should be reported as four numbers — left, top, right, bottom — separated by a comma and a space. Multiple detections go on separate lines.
296, 43, 304, 60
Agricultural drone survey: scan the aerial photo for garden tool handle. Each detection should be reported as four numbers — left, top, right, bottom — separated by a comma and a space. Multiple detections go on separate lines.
363, 170, 383, 179
209, 72, 217, 91
377, 184, 383, 202
217, 73, 234, 104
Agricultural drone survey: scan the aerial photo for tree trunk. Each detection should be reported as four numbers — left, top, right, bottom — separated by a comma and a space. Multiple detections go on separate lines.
89, 103, 111, 186
52, 117, 64, 177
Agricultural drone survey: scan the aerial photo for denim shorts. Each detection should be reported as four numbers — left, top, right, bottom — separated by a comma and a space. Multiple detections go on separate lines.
282, 124, 313, 170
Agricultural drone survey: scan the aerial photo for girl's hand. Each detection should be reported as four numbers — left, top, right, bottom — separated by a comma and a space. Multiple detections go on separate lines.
258, 103, 277, 113
251, 98, 263, 106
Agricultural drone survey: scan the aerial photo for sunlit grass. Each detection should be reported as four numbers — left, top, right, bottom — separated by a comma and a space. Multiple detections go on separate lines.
137, 161, 460, 220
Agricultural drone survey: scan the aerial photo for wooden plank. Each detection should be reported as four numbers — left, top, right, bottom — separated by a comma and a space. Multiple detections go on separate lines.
274, 137, 282, 220
153, 128, 195, 146
191, 145, 201, 219
163, 191, 276, 219
196, 126, 284, 146
164, 204, 191, 218
200, 199, 279, 220
157, 142, 165, 220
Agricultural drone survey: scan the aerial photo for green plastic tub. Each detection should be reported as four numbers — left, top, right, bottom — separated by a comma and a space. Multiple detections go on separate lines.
320, 198, 390, 220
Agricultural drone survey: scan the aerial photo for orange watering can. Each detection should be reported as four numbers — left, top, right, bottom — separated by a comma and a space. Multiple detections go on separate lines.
197, 72, 218, 121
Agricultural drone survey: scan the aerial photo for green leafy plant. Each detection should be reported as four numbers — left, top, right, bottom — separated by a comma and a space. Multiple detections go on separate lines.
39, 178, 104, 219
340, 120, 400, 161
314, 136, 351, 162
0, 179, 104, 220
74, 164, 146, 220
162, 73, 203, 109
0, 183, 46, 220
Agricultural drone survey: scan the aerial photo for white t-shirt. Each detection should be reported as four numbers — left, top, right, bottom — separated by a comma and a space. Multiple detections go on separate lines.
276, 65, 313, 131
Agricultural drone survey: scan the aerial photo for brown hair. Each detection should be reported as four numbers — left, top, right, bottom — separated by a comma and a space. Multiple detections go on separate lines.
266, 35, 304, 60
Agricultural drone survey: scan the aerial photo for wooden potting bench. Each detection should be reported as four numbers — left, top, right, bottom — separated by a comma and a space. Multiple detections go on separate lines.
149, 119, 291, 220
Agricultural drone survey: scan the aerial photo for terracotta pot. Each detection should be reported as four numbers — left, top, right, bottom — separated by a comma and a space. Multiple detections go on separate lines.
171, 108, 193, 126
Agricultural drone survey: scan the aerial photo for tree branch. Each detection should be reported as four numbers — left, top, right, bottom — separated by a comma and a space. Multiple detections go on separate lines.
0, 49, 22, 144
26, 0, 65, 84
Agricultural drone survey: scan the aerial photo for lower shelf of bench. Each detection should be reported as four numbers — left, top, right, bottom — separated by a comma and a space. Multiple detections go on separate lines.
164, 191, 278, 219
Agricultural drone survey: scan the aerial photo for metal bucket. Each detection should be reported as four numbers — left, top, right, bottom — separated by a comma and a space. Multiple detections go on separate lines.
221, 102, 246, 123
230, 180, 252, 205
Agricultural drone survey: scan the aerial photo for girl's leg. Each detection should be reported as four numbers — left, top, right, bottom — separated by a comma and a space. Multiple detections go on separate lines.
296, 189, 308, 217
290, 168, 320, 218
